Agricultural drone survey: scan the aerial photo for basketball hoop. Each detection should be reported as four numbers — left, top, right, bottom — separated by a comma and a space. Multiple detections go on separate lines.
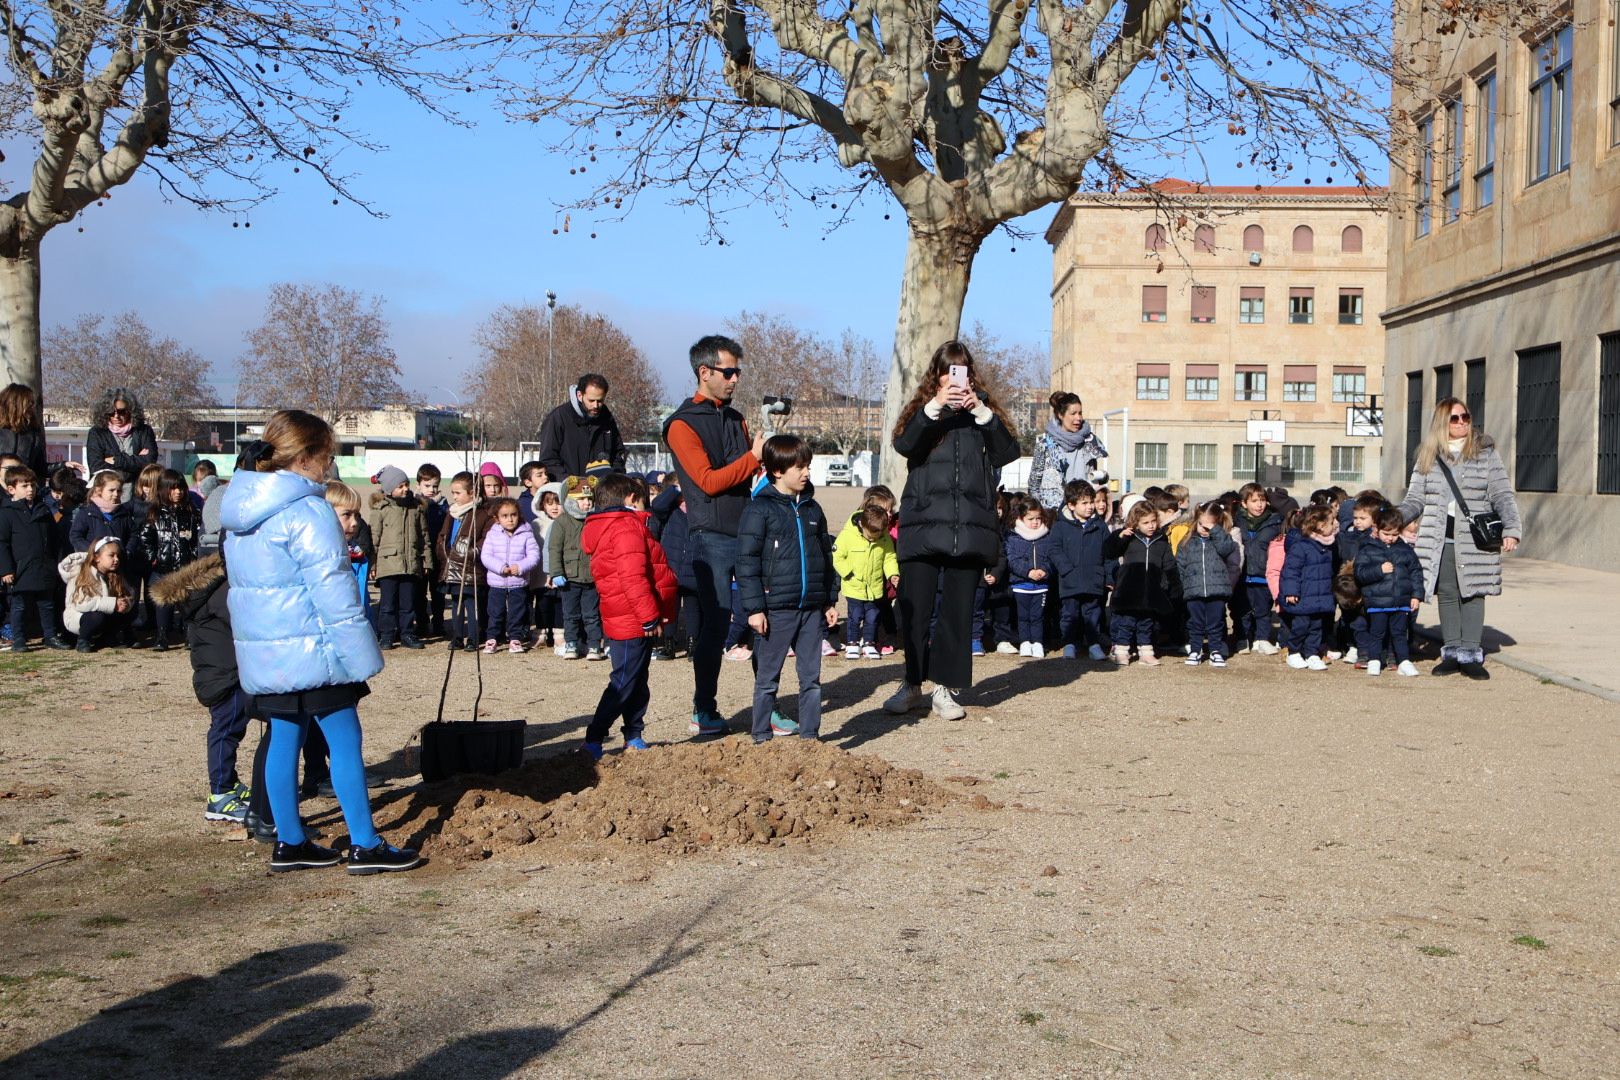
1246, 419, 1286, 445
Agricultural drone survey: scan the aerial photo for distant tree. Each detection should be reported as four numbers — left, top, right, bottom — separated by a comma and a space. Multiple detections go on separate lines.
240, 283, 403, 425
471, 302, 663, 448
722, 310, 837, 435
960, 321, 1049, 451
43, 312, 211, 438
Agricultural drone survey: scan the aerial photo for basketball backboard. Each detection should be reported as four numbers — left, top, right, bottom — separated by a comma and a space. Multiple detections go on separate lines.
1245, 419, 1286, 444
1346, 403, 1383, 438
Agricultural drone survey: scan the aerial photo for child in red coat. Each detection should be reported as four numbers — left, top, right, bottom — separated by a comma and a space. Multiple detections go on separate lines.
580, 473, 677, 759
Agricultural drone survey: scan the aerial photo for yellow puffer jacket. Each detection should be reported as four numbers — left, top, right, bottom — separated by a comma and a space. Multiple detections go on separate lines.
831, 515, 899, 602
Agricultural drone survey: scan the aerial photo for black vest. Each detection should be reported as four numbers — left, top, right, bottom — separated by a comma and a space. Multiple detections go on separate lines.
662, 397, 752, 537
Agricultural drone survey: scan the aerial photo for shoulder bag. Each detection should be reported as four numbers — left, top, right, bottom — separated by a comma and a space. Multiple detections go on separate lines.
1436, 458, 1504, 553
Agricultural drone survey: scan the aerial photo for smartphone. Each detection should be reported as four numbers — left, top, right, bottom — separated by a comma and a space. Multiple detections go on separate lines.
948, 364, 969, 388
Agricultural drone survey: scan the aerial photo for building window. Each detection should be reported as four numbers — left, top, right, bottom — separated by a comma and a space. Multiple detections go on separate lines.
1289, 288, 1314, 324
1333, 368, 1367, 403
1416, 113, 1433, 236
1292, 225, 1314, 253
1443, 97, 1463, 223
1515, 344, 1560, 492
1233, 443, 1259, 480
1599, 334, 1620, 494
1136, 362, 1170, 400
1243, 224, 1264, 252
1405, 370, 1425, 477
1141, 285, 1167, 322
1135, 442, 1168, 479
1236, 368, 1268, 401
1239, 287, 1265, 324
1338, 288, 1364, 325
1475, 72, 1496, 207
1280, 445, 1315, 483
1434, 363, 1454, 403
1185, 365, 1219, 401
343, 416, 359, 435
1191, 286, 1216, 323
1528, 25, 1573, 184
1465, 357, 1487, 432
1331, 446, 1364, 482
1184, 443, 1218, 480
1145, 223, 1167, 251
1283, 365, 1317, 402
1341, 225, 1363, 253
1194, 224, 1216, 253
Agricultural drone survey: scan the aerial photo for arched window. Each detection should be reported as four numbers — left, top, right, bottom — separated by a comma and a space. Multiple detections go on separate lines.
1243, 224, 1264, 252
1145, 223, 1167, 251
1194, 224, 1216, 253
1292, 225, 1315, 253
1341, 225, 1363, 253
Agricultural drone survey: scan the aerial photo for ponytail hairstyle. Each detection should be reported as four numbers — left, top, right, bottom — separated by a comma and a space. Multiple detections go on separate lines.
258, 410, 337, 474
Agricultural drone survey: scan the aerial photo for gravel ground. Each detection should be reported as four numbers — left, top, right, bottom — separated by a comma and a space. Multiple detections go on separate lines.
1, 633, 1616, 1079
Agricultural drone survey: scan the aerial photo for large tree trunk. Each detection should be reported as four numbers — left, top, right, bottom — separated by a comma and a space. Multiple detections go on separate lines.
879, 226, 982, 489
0, 239, 43, 400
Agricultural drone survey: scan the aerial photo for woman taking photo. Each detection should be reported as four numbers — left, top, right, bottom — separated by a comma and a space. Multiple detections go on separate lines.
884, 341, 1020, 720
220, 409, 419, 874
1399, 397, 1522, 680
1029, 391, 1108, 510
85, 387, 158, 489
0, 383, 48, 480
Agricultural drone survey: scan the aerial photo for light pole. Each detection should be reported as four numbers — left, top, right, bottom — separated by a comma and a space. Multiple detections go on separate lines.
545, 290, 557, 405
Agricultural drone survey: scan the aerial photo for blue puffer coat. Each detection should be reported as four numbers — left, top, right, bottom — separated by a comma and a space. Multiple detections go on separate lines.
1278, 534, 1336, 615
220, 469, 383, 695
1050, 511, 1109, 598
1354, 536, 1424, 610
736, 485, 836, 614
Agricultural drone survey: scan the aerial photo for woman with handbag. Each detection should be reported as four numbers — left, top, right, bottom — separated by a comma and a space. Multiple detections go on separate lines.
1398, 397, 1522, 680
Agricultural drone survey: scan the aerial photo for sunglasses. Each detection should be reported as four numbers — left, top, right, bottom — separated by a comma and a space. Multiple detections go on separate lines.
109, 408, 130, 418
1448, 411, 1471, 423
706, 366, 742, 380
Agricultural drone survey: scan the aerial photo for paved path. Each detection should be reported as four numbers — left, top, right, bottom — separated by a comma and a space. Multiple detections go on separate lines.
1419, 556, 1620, 701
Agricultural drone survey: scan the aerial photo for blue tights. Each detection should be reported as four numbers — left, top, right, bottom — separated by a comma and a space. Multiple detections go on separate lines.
266, 707, 378, 849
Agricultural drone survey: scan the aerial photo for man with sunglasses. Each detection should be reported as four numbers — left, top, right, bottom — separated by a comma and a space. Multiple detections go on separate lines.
662, 335, 766, 737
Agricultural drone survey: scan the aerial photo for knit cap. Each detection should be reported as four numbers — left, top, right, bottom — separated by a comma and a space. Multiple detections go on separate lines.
374, 465, 409, 493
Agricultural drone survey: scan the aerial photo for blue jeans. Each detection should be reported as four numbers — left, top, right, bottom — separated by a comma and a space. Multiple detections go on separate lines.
376, 574, 419, 641
752, 608, 825, 741
689, 530, 739, 714
486, 585, 528, 643
1185, 598, 1228, 653
846, 598, 880, 647
1013, 590, 1046, 645
1060, 595, 1104, 650
588, 636, 653, 743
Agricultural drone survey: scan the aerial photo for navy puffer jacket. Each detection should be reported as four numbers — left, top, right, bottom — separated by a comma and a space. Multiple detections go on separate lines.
1279, 534, 1337, 615
893, 396, 1020, 566
735, 485, 836, 614
1050, 511, 1109, 597
1354, 536, 1424, 610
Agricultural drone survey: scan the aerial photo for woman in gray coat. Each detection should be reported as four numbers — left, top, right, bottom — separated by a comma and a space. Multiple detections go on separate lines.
1399, 397, 1522, 680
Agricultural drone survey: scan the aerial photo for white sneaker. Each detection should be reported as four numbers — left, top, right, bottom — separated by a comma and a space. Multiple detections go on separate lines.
995, 641, 1019, 655
883, 683, 926, 714
585, 648, 606, 662
1344, 647, 1359, 665
1018, 641, 1032, 657
1305, 656, 1328, 671
845, 644, 860, 660
1286, 653, 1309, 669
1185, 651, 1202, 666
1029, 643, 1045, 659
930, 685, 966, 721
1397, 660, 1420, 677
1326, 650, 1343, 661
1367, 660, 1383, 676
1208, 652, 1227, 668
554, 643, 568, 657
861, 644, 881, 660
1254, 641, 1279, 656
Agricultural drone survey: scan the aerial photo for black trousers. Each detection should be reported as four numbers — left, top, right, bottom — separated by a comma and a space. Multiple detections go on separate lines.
898, 557, 979, 691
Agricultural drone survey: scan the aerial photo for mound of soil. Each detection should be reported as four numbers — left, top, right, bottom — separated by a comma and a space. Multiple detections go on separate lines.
423, 739, 957, 862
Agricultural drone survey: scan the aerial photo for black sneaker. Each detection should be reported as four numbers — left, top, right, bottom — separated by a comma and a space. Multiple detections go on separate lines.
43, 637, 74, 651
346, 842, 422, 875
399, 636, 426, 650
76, 639, 95, 654
270, 840, 342, 872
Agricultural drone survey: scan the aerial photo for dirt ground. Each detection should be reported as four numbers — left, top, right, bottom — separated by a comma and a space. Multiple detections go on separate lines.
2, 625, 1618, 1078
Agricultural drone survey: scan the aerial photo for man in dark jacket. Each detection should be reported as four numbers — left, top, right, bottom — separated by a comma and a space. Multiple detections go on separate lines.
538, 375, 628, 484
0, 467, 71, 650
662, 336, 764, 736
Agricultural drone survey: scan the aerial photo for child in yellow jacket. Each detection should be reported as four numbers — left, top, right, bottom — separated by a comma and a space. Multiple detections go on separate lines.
832, 503, 899, 659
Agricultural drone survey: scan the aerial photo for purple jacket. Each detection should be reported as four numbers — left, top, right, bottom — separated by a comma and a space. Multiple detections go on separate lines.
480, 523, 540, 589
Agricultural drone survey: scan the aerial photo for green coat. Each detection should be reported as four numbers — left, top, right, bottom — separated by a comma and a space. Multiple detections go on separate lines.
368, 492, 427, 579
547, 506, 593, 584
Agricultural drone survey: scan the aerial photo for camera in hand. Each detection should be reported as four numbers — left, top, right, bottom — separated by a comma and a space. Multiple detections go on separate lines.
762, 395, 793, 418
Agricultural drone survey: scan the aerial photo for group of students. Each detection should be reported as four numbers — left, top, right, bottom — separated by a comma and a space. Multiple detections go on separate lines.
975, 478, 1426, 675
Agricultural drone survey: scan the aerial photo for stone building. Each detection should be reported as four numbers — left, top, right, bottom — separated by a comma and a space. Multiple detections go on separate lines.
1384, 0, 1620, 571
1046, 180, 1388, 497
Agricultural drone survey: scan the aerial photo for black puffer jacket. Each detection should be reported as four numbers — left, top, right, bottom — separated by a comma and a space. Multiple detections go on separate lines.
140, 503, 202, 574
0, 426, 47, 480
893, 397, 1020, 566
735, 485, 836, 614
1103, 530, 1180, 617
0, 498, 59, 592
85, 424, 159, 483
151, 554, 237, 707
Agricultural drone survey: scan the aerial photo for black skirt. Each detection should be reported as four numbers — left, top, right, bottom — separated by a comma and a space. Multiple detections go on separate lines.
249, 682, 370, 721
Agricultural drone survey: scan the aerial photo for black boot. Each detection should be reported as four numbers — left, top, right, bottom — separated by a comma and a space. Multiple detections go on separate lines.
1431, 645, 1461, 676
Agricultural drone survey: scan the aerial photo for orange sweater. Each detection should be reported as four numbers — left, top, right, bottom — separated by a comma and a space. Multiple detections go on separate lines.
665, 394, 760, 495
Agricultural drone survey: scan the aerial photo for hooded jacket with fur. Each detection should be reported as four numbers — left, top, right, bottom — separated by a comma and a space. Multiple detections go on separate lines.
151, 554, 238, 707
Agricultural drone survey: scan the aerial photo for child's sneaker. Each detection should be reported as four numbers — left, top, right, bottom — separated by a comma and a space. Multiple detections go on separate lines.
861, 644, 881, 660
1062, 644, 1077, 659
1305, 656, 1329, 671
845, 643, 861, 659
585, 648, 606, 662
582, 741, 605, 760
1112, 645, 1130, 665
995, 641, 1018, 655
724, 644, 751, 661
1326, 650, 1343, 661
880, 645, 895, 656
770, 711, 799, 736
1366, 659, 1382, 676
972, 640, 986, 657
345, 841, 422, 875
1029, 642, 1045, 659
1344, 647, 1359, 665
481, 639, 498, 654
270, 840, 342, 872
204, 790, 249, 823
625, 736, 652, 751
556, 642, 571, 657
507, 640, 525, 654
1018, 641, 1032, 657
689, 710, 729, 736
1397, 660, 1420, 677
1208, 652, 1227, 668
1088, 644, 1108, 662
1185, 651, 1202, 666
1286, 652, 1309, 669
820, 639, 837, 657
1254, 640, 1279, 656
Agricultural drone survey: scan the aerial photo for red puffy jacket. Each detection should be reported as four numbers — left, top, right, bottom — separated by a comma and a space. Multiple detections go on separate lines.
582, 506, 677, 640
